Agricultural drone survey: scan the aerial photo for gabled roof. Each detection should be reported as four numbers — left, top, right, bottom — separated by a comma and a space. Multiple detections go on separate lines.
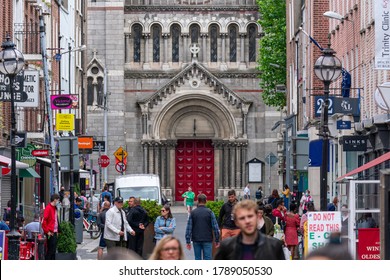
139, 62, 251, 109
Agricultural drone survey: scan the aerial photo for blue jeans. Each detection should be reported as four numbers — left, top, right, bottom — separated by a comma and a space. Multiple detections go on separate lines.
193, 242, 212, 260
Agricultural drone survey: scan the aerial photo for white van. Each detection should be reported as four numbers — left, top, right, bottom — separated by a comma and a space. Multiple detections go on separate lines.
114, 174, 169, 205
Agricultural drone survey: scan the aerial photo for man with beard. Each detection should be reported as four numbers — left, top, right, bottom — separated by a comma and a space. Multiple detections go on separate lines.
214, 200, 285, 260
126, 197, 149, 257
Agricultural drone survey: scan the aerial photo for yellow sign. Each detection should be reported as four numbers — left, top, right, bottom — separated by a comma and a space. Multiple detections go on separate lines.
56, 113, 75, 131
114, 146, 128, 160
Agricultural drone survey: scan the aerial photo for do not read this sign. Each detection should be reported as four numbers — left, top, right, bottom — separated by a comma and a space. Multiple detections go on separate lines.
307, 211, 341, 254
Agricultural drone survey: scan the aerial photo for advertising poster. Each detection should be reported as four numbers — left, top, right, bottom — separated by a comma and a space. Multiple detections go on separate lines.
307, 211, 341, 253
358, 228, 380, 260
51, 94, 79, 109
56, 113, 75, 131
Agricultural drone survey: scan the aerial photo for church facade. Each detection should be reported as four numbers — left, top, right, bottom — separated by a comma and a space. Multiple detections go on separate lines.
86, 0, 281, 202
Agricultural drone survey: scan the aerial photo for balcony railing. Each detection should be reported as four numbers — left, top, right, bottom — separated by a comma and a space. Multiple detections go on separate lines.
14, 22, 41, 55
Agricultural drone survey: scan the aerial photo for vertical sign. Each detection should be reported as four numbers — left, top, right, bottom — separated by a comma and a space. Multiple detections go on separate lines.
307, 211, 341, 253
375, 0, 390, 69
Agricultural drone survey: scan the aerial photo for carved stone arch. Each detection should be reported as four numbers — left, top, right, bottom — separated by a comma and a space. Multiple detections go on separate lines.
167, 21, 185, 34
129, 21, 146, 35
187, 21, 202, 33
167, 107, 222, 139
244, 22, 262, 35
151, 93, 238, 140
206, 21, 223, 34
86, 54, 105, 106
226, 22, 241, 33
147, 21, 164, 34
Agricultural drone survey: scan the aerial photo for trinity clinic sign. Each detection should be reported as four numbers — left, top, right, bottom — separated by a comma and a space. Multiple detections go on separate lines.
375, 0, 390, 69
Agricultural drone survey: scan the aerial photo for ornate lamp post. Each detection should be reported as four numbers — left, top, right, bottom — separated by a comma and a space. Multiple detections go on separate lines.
0, 35, 25, 259
314, 38, 342, 211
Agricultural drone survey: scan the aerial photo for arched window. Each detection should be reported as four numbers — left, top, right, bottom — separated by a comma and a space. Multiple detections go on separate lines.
132, 24, 142, 63
229, 25, 238, 62
190, 24, 200, 43
152, 25, 161, 62
209, 25, 219, 62
248, 24, 257, 62
87, 77, 94, 105
171, 24, 181, 62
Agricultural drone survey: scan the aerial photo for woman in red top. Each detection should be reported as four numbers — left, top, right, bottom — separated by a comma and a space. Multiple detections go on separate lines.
42, 193, 60, 260
284, 203, 300, 259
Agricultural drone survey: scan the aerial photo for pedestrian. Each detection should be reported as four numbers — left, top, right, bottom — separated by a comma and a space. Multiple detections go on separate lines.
101, 184, 112, 205
264, 203, 276, 224
282, 184, 290, 209
214, 200, 285, 260
2, 200, 11, 225
149, 236, 185, 260
59, 186, 65, 204
284, 203, 300, 259
182, 186, 195, 218
126, 197, 149, 257
104, 196, 135, 253
74, 197, 83, 219
257, 204, 274, 236
42, 193, 60, 260
97, 201, 110, 260
154, 204, 176, 243
79, 190, 90, 213
300, 190, 313, 214
0, 219, 10, 230
268, 189, 280, 209
272, 199, 287, 229
185, 194, 220, 260
305, 243, 352, 260
243, 184, 251, 199
24, 213, 43, 240
255, 186, 263, 201
327, 196, 339, 211
218, 189, 240, 240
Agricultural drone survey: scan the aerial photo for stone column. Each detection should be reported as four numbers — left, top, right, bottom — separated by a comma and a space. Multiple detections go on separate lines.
239, 33, 246, 70
182, 34, 189, 65
143, 33, 151, 69
201, 33, 207, 63
162, 33, 169, 70
220, 33, 227, 70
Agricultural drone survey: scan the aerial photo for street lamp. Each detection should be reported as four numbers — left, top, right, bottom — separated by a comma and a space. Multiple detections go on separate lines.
0, 35, 25, 260
323, 11, 356, 66
314, 37, 342, 211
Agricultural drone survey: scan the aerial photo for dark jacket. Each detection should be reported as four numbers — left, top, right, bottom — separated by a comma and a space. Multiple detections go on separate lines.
214, 232, 285, 260
126, 205, 149, 233
218, 200, 239, 230
185, 205, 220, 243
97, 208, 108, 231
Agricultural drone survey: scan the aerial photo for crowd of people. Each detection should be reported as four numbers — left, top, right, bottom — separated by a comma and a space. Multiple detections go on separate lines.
1, 183, 363, 261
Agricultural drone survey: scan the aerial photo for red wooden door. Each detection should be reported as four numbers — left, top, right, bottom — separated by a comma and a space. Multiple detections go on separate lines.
175, 140, 214, 201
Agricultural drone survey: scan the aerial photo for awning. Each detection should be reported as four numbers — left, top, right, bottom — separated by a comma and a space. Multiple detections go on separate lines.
336, 151, 390, 182
0, 155, 29, 169
19, 167, 41, 178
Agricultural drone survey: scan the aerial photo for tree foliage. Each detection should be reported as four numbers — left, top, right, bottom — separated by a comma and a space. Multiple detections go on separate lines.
257, 0, 287, 109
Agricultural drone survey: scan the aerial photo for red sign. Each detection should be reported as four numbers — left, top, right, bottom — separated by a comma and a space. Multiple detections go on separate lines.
115, 162, 126, 173
31, 149, 50, 157
358, 228, 380, 260
1, 166, 11, 176
98, 155, 110, 168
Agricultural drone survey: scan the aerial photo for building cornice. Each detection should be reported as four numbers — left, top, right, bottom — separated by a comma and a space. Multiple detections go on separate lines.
125, 70, 259, 79
125, 5, 259, 13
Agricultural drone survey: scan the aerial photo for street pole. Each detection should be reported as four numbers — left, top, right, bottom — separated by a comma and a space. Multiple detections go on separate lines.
40, 14, 58, 195
68, 42, 71, 94
8, 74, 21, 260
320, 81, 330, 211
268, 154, 271, 193
99, 144, 103, 191
103, 68, 108, 183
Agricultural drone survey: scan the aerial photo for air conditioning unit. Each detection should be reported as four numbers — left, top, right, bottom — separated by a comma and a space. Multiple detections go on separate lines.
26, 0, 38, 3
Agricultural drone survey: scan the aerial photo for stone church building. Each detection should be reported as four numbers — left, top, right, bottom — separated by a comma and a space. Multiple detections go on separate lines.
86, 0, 281, 202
